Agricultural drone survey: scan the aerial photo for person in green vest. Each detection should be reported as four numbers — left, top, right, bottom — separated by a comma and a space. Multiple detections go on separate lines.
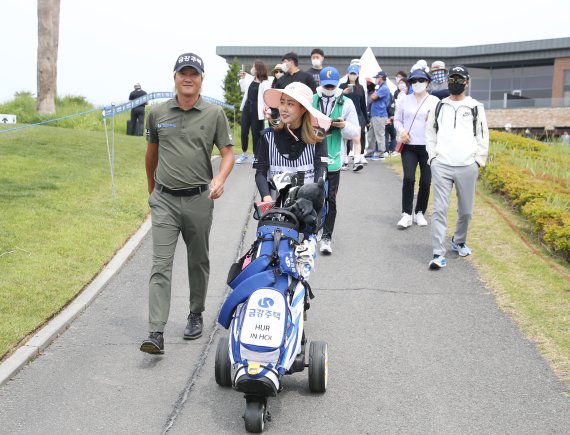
312, 66, 360, 255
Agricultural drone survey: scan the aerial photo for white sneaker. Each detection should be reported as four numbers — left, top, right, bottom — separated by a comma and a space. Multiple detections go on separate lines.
319, 238, 332, 254
415, 211, 428, 226
360, 156, 368, 165
397, 213, 413, 229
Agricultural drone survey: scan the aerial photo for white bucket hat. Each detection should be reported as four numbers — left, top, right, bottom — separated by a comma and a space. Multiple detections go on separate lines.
264, 82, 331, 131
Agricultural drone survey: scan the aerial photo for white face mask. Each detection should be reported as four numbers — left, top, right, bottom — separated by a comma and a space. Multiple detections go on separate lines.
412, 82, 427, 94
281, 62, 289, 73
274, 72, 284, 79
311, 59, 322, 68
321, 88, 336, 97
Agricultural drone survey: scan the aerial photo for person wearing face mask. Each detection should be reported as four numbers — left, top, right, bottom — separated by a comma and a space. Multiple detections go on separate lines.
271, 64, 285, 87
339, 64, 369, 170
272, 52, 317, 125
393, 69, 439, 230
238, 60, 272, 163
274, 52, 317, 93
306, 48, 325, 87
425, 65, 489, 270
312, 67, 360, 254
428, 60, 450, 100
395, 77, 409, 106
393, 71, 408, 99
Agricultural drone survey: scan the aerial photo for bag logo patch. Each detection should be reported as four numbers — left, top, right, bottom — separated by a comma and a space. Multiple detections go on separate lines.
258, 297, 274, 308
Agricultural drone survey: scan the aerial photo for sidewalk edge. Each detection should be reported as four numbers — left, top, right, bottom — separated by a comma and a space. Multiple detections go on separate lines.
0, 216, 152, 387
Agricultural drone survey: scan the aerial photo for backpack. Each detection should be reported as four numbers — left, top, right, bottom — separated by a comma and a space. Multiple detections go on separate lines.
433, 100, 478, 136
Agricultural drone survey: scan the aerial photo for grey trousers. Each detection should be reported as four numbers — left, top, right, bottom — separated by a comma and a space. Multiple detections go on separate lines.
365, 116, 387, 155
148, 189, 213, 332
430, 160, 479, 257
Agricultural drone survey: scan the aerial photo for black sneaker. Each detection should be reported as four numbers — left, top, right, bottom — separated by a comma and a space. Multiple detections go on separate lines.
140, 332, 164, 354
184, 312, 203, 340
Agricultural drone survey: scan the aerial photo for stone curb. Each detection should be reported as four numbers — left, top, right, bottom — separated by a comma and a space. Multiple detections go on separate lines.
0, 216, 152, 386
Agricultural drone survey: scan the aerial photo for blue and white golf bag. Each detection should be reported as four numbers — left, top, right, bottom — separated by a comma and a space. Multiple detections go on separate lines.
218, 208, 317, 396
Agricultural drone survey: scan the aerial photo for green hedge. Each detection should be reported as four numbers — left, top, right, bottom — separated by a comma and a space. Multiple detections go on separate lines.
482, 131, 570, 260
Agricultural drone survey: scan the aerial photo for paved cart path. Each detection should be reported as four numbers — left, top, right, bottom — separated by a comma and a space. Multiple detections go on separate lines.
1, 157, 569, 434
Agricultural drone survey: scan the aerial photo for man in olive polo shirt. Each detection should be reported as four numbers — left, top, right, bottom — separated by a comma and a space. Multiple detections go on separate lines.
140, 52, 235, 355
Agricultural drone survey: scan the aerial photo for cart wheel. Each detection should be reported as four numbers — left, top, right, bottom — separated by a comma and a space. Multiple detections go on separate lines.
308, 341, 328, 393
244, 400, 266, 433
214, 336, 232, 387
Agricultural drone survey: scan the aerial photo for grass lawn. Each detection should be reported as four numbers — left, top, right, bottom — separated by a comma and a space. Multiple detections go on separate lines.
384, 150, 570, 384
0, 125, 150, 358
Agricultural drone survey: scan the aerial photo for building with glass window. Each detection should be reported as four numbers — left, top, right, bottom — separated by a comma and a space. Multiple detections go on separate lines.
217, 37, 570, 134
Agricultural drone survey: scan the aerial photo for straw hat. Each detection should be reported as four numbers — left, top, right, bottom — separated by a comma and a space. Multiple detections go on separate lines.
272, 63, 284, 74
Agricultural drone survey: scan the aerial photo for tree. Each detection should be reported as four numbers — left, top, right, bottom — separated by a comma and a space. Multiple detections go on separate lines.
37, 0, 61, 114
223, 57, 243, 125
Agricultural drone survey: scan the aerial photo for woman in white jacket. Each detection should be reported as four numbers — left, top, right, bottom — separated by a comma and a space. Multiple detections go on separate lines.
238, 60, 273, 163
424, 65, 489, 270
394, 69, 439, 229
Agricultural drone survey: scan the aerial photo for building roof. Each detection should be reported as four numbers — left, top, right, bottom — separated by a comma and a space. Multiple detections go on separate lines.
216, 37, 570, 69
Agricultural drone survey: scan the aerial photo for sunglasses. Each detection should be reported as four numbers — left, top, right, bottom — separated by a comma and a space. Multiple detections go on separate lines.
409, 78, 427, 84
275, 70, 283, 74
448, 77, 467, 85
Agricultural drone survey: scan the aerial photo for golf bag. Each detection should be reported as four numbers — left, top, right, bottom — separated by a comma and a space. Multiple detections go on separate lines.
216, 172, 328, 433
218, 207, 315, 395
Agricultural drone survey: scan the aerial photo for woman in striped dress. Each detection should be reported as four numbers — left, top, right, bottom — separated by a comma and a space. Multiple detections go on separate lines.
253, 82, 332, 202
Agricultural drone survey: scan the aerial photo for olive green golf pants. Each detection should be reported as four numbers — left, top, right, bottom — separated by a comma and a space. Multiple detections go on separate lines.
147, 189, 213, 333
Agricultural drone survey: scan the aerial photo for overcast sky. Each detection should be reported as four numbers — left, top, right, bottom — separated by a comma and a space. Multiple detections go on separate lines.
2, 0, 569, 107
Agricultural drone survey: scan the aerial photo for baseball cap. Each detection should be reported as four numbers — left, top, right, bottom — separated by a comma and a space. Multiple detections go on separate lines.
431, 60, 446, 71
173, 53, 204, 74
263, 82, 332, 131
373, 71, 387, 79
448, 65, 469, 79
320, 67, 340, 87
347, 64, 360, 75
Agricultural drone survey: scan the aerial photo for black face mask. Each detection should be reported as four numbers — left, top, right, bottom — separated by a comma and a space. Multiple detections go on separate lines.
448, 83, 466, 95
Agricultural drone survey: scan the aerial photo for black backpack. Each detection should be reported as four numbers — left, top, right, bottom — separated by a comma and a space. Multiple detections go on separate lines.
433, 100, 478, 136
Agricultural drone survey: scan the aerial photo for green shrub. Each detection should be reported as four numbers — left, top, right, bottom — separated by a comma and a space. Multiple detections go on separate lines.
483, 131, 570, 261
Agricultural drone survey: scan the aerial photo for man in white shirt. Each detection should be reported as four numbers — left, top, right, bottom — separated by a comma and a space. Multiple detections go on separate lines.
425, 65, 489, 270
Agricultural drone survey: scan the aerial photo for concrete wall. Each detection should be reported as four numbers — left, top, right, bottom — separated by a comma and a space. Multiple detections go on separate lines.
486, 107, 570, 131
